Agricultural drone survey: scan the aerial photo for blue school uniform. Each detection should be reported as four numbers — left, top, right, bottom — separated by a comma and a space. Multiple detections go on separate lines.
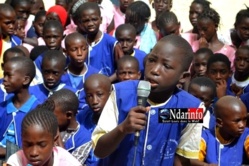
96, 80, 202, 166
241, 92, 249, 112
10, 35, 22, 47
0, 95, 39, 147
77, 106, 96, 133
200, 127, 249, 165
86, 33, 117, 77
29, 83, 77, 103
133, 48, 146, 72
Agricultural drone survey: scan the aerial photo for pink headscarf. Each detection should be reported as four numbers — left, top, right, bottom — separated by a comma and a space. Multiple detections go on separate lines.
47, 5, 68, 27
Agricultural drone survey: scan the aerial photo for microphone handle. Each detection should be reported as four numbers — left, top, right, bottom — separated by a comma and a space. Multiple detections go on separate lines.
134, 96, 148, 146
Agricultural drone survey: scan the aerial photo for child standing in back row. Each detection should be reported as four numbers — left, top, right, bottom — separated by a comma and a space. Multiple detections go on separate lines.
75, 2, 122, 79
92, 35, 203, 165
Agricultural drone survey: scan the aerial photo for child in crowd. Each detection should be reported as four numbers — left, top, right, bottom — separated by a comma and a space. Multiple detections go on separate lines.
125, 1, 157, 54
27, 10, 46, 39
30, 0, 45, 15
77, 74, 112, 165
156, 11, 180, 39
14, 18, 26, 40
151, 0, 172, 38
30, 50, 76, 103
116, 55, 141, 82
230, 7, 249, 48
78, 74, 112, 132
92, 35, 203, 165
192, 48, 213, 77
34, 20, 64, 71
230, 46, 249, 97
192, 8, 236, 70
10, 0, 31, 34
0, 57, 39, 158
191, 96, 249, 165
115, 24, 146, 75
0, 47, 26, 103
75, 2, 122, 79
7, 107, 82, 165
188, 77, 216, 129
188, 0, 211, 34
48, 89, 92, 165
206, 53, 233, 98
62, 32, 99, 90
46, 5, 68, 28
0, 4, 22, 78
113, 0, 134, 29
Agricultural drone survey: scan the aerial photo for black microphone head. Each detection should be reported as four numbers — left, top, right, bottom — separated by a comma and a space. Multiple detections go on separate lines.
137, 80, 151, 98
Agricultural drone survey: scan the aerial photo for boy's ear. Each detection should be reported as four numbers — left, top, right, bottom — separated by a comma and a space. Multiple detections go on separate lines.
134, 38, 137, 46
137, 71, 141, 80
23, 76, 31, 86
1, 63, 4, 70
100, 16, 102, 24
152, 2, 155, 8
66, 111, 73, 119
216, 118, 223, 128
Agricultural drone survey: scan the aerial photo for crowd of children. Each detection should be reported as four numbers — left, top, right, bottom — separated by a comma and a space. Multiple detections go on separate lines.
0, 0, 249, 165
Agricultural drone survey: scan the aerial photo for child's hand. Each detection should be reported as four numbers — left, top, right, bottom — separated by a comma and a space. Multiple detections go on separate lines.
199, 37, 209, 48
216, 80, 227, 98
230, 83, 243, 97
120, 106, 149, 135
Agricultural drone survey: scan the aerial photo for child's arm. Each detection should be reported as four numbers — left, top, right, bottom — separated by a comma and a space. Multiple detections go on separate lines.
93, 105, 148, 158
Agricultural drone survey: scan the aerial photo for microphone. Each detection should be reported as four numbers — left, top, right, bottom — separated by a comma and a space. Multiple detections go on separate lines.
134, 80, 151, 146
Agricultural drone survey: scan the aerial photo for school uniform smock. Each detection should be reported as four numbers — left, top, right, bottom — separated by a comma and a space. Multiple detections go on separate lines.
62, 122, 92, 164
29, 83, 77, 104
0, 95, 39, 147
92, 80, 203, 166
86, 33, 117, 77
199, 127, 249, 165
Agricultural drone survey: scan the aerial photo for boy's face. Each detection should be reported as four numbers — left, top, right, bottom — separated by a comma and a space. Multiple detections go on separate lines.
0, 11, 16, 37
43, 27, 63, 50
144, 41, 184, 93
78, 9, 101, 35
119, 0, 134, 12
22, 124, 54, 166
159, 22, 180, 37
30, 0, 44, 15
14, 2, 31, 21
117, 61, 141, 81
116, 29, 136, 55
235, 17, 249, 42
85, 80, 110, 116
42, 59, 65, 89
189, 2, 203, 27
53, 104, 69, 131
153, 0, 172, 15
234, 49, 249, 76
193, 53, 209, 77
33, 15, 46, 37
14, 20, 25, 39
207, 61, 231, 84
188, 84, 213, 109
66, 38, 88, 68
218, 104, 247, 138
3, 62, 26, 93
